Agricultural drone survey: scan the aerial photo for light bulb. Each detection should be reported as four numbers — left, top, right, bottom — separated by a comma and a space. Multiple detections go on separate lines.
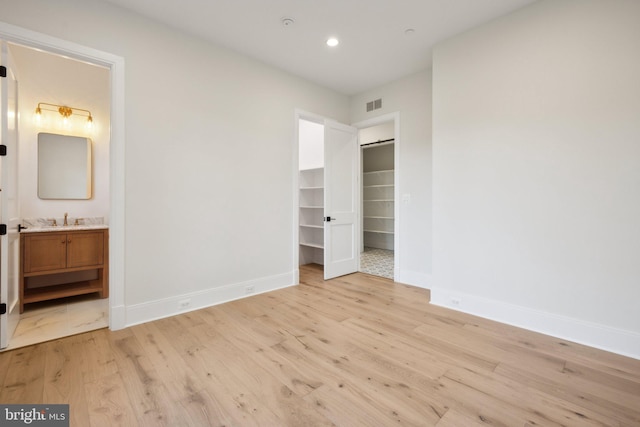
326, 38, 339, 47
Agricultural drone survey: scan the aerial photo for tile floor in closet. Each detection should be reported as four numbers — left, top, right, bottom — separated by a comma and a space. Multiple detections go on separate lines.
360, 247, 394, 279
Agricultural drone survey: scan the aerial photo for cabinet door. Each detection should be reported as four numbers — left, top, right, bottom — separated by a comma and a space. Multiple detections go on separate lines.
66, 231, 104, 268
23, 233, 67, 273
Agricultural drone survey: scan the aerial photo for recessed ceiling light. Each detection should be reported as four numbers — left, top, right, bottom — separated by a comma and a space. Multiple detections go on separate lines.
282, 17, 295, 27
404, 28, 415, 36
326, 38, 339, 47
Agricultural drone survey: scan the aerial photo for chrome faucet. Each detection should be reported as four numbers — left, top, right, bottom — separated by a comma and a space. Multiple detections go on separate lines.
64, 212, 69, 226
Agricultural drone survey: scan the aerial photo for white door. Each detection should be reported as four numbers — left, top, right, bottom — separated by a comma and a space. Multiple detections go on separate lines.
323, 120, 359, 280
0, 41, 20, 349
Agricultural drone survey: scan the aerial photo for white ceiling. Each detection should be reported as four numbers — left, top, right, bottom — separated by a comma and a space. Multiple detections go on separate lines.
100, 0, 537, 95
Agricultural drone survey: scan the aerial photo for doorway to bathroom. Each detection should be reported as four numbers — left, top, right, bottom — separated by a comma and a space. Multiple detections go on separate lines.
0, 40, 111, 351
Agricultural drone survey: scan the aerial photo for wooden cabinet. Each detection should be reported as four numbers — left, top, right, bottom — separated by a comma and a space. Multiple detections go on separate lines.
20, 228, 109, 313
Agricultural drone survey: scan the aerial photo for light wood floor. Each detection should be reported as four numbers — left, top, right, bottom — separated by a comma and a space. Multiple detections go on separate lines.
1, 264, 638, 426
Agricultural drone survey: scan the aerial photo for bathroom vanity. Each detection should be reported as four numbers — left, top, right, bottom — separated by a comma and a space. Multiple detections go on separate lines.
19, 226, 109, 313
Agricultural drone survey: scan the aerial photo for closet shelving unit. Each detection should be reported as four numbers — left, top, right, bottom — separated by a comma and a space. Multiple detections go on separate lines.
363, 169, 394, 250
299, 167, 324, 265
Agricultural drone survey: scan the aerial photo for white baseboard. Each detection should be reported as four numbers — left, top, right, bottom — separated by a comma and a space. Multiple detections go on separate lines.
396, 269, 431, 289
430, 288, 640, 360
124, 271, 296, 327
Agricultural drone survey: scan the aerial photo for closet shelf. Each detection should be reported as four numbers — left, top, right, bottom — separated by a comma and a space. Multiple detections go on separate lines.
363, 169, 394, 174
364, 229, 394, 235
299, 167, 325, 266
363, 150, 394, 251
300, 242, 324, 249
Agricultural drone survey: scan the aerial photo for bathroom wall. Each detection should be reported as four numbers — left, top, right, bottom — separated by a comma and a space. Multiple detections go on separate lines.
10, 44, 110, 222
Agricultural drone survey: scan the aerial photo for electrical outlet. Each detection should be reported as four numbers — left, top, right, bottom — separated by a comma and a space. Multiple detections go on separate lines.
245, 286, 255, 295
451, 297, 461, 306
178, 298, 191, 310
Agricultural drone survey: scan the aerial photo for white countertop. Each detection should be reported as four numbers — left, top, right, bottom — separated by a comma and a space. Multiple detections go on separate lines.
21, 224, 109, 233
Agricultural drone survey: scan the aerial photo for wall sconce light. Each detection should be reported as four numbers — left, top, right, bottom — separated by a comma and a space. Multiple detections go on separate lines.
35, 102, 93, 128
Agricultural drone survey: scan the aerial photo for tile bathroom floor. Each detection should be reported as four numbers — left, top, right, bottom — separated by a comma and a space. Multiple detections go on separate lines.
360, 246, 394, 279
2, 295, 108, 351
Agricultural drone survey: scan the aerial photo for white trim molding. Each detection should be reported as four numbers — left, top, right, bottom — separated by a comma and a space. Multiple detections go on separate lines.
431, 288, 640, 360
125, 271, 296, 327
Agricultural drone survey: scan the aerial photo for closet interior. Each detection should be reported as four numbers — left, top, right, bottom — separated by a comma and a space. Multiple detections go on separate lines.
298, 119, 325, 267
360, 122, 395, 279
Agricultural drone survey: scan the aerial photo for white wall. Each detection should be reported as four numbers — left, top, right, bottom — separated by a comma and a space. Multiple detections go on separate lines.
10, 44, 110, 222
432, 0, 640, 358
351, 70, 432, 287
359, 122, 394, 145
299, 119, 324, 170
1, 0, 349, 324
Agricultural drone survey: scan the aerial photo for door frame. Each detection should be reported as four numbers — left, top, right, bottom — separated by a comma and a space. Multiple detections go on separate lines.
293, 109, 361, 282
0, 21, 126, 330
352, 112, 400, 280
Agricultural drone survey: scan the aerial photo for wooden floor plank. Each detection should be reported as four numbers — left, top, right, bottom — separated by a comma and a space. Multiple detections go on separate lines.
0, 342, 46, 403
0, 263, 638, 426
43, 336, 91, 426
84, 372, 139, 427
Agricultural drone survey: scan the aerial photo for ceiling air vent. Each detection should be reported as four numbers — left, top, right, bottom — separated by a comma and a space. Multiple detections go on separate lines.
366, 98, 382, 112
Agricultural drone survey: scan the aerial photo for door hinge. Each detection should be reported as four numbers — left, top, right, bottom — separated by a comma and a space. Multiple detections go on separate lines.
0, 145, 6, 156
0, 303, 6, 315
0, 224, 6, 235
0, 66, 6, 78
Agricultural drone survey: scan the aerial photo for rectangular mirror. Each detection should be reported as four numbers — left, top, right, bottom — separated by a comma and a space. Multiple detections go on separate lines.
38, 133, 92, 199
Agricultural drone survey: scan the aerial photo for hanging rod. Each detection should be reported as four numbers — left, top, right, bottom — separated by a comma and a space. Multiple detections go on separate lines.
361, 138, 395, 148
